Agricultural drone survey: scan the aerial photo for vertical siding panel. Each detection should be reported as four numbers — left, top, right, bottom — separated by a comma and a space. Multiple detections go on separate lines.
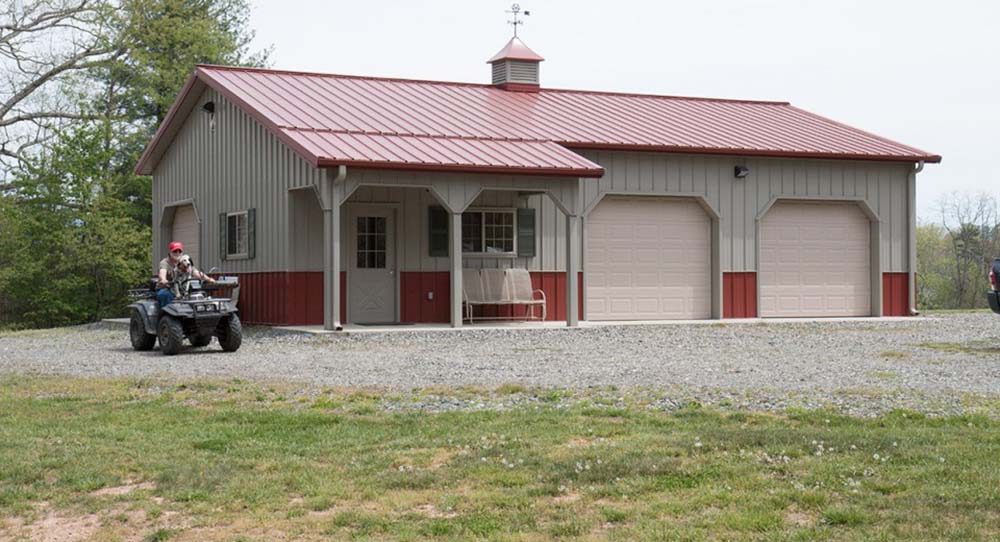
878, 167, 891, 271
719, 161, 732, 271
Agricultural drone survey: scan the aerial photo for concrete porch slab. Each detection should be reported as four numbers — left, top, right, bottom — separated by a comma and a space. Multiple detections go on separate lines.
276, 316, 920, 335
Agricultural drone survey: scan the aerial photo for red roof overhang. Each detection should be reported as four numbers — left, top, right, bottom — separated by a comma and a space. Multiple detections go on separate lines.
135, 65, 941, 176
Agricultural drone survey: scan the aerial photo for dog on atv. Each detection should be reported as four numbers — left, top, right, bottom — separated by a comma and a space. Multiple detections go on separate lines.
128, 274, 242, 355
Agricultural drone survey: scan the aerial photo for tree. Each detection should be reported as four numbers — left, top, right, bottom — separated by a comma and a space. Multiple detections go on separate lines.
0, 0, 122, 178
0, 0, 268, 328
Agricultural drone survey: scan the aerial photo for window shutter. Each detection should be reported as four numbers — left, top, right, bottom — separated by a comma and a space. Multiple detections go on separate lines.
517, 207, 536, 258
428, 206, 449, 257
247, 208, 256, 259
219, 213, 227, 261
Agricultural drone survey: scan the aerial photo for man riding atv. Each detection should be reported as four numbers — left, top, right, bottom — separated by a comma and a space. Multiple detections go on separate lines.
129, 241, 242, 355
157, 242, 216, 307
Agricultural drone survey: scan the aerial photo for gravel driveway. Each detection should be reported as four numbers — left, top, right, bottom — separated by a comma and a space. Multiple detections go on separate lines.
2, 313, 999, 416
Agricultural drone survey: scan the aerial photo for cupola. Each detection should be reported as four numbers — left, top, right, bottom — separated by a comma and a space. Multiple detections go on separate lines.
487, 37, 544, 92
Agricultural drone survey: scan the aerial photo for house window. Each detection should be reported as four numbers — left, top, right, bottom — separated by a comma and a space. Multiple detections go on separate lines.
462, 209, 515, 255
226, 211, 248, 258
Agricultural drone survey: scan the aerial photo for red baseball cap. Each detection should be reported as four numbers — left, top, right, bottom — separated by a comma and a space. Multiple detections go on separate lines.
168, 241, 184, 252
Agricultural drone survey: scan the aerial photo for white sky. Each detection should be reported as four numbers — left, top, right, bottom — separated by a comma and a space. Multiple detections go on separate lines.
249, 0, 999, 221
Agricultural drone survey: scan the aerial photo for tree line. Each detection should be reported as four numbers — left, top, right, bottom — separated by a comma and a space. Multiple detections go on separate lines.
0, 0, 267, 328
918, 192, 1000, 311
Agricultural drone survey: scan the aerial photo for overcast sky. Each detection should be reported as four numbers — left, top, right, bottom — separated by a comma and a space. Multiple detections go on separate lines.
248, 0, 998, 221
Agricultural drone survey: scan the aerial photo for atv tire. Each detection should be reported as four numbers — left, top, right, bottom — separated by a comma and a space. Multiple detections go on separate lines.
158, 315, 185, 356
129, 310, 156, 351
189, 334, 212, 347
217, 314, 242, 352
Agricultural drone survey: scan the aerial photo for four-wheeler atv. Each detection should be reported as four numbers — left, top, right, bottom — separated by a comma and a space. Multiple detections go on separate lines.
128, 275, 242, 355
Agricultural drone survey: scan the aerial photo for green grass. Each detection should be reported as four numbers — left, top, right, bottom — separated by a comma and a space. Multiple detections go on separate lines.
916, 340, 1000, 356
0, 376, 998, 541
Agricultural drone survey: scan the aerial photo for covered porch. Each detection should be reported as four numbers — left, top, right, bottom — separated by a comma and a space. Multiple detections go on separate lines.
289, 167, 586, 331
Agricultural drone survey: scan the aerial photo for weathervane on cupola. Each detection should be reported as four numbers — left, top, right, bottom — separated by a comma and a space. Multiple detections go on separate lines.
507, 3, 530, 37
488, 4, 544, 92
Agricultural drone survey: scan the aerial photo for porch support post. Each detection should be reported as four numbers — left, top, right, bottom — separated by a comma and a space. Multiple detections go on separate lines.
566, 213, 581, 327
323, 200, 342, 331
450, 211, 463, 327
322, 166, 346, 331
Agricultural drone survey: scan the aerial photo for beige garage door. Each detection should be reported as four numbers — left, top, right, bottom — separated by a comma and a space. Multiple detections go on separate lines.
586, 197, 711, 320
171, 205, 200, 265
759, 201, 870, 317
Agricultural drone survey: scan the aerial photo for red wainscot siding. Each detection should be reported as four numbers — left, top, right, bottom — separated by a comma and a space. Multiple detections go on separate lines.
882, 272, 915, 316
235, 270, 585, 326
723, 272, 757, 318
226, 271, 344, 326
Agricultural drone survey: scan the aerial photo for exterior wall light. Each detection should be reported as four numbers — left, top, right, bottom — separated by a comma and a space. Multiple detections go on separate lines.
734, 165, 750, 179
202, 101, 216, 131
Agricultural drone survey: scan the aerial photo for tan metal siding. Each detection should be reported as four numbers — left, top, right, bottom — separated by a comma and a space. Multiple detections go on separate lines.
575, 150, 911, 273
151, 88, 324, 273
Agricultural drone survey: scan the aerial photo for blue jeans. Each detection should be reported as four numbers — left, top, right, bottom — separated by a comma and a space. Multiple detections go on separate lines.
156, 288, 174, 308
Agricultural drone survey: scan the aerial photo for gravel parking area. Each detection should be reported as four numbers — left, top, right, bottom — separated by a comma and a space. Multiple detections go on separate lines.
2, 313, 999, 416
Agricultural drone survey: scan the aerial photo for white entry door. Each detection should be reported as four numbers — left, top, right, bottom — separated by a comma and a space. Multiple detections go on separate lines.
348, 207, 397, 324
586, 197, 712, 320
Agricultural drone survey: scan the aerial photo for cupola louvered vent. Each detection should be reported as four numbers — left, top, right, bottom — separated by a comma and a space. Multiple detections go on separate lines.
487, 37, 543, 92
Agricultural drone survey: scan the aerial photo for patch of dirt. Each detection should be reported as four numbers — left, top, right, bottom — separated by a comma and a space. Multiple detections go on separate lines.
552, 491, 581, 504
784, 509, 817, 528
428, 449, 455, 469
412, 503, 458, 519
89, 480, 156, 497
566, 438, 592, 447
2, 498, 187, 542
23, 512, 102, 542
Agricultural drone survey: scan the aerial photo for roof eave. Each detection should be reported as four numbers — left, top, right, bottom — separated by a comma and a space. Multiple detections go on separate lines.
316, 158, 604, 178
134, 73, 205, 175
134, 66, 325, 176
563, 142, 941, 164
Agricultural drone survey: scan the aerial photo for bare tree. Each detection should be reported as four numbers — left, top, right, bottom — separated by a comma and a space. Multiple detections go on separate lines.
938, 191, 1000, 308
0, 0, 121, 182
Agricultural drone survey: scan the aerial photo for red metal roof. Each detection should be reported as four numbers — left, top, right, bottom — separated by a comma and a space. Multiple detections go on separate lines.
135, 65, 940, 175
487, 37, 545, 63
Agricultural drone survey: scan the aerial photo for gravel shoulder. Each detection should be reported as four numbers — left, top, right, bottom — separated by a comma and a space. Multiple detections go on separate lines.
2, 313, 999, 416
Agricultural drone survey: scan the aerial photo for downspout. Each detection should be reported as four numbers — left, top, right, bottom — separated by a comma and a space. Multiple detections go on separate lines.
908, 161, 924, 315
332, 164, 347, 184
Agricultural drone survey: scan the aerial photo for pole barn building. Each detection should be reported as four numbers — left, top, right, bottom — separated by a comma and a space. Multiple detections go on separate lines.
135, 37, 940, 330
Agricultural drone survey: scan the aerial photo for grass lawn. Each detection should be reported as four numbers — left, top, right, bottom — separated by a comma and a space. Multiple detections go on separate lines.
0, 376, 997, 541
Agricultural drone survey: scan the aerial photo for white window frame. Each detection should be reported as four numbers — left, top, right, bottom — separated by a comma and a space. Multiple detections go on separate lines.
225, 210, 249, 260
462, 207, 517, 257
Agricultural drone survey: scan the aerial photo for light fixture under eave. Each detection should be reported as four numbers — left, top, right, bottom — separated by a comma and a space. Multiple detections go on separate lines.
202, 101, 216, 131
734, 165, 750, 179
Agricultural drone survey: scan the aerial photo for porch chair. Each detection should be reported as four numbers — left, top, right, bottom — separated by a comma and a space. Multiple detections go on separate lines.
462, 269, 487, 323
505, 268, 547, 321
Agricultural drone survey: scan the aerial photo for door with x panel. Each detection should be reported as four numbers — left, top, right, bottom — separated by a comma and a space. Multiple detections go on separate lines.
348, 207, 397, 324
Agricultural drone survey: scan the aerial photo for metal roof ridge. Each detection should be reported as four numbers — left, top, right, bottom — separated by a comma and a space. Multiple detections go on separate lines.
195, 64, 791, 106
537, 86, 791, 106
195, 64, 495, 90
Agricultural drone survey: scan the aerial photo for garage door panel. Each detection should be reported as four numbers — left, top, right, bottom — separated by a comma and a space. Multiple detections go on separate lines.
759, 202, 870, 317
586, 197, 711, 321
